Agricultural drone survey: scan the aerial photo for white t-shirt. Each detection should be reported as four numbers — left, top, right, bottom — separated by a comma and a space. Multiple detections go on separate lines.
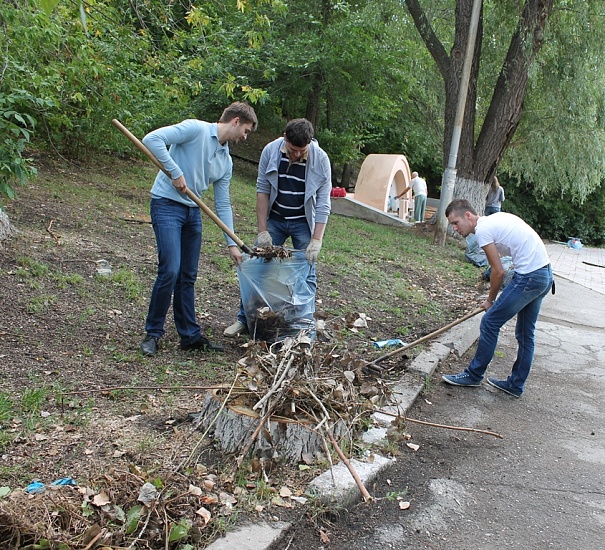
475, 213, 549, 274
410, 176, 427, 197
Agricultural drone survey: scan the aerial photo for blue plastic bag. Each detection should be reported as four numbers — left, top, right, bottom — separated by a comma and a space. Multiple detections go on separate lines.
237, 252, 315, 343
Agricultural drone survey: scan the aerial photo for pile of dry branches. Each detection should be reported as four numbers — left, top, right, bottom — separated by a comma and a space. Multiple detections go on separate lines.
194, 331, 392, 466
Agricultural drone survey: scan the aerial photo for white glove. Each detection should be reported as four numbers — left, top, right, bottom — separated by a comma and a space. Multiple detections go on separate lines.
256, 231, 273, 248
305, 239, 322, 264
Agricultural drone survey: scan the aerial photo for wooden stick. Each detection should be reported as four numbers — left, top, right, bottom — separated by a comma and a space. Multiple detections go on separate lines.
82, 529, 104, 550
46, 219, 61, 245
60, 385, 231, 396
175, 380, 239, 473
253, 355, 294, 411
367, 307, 484, 369
375, 408, 503, 439
326, 429, 373, 502
235, 405, 276, 469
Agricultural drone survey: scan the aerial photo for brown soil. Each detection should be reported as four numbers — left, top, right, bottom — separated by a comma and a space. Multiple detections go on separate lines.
0, 152, 481, 548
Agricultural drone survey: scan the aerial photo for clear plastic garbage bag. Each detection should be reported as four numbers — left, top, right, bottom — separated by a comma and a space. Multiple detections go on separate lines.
237, 252, 315, 342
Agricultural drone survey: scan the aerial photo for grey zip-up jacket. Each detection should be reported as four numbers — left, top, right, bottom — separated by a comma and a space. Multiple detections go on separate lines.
256, 137, 332, 232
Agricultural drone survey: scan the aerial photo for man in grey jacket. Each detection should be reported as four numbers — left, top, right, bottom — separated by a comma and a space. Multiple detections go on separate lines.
224, 118, 332, 337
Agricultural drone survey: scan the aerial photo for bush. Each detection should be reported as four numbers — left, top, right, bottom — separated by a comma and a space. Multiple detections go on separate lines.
504, 178, 605, 246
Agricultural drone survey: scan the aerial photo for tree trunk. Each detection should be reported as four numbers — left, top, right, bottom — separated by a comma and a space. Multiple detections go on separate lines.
405, 0, 555, 203
341, 163, 352, 190
454, 176, 490, 216
305, 73, 323, 131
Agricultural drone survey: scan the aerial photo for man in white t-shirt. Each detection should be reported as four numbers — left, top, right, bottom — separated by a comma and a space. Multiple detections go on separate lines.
441, 199, 553, 398
397, 171, 427, 222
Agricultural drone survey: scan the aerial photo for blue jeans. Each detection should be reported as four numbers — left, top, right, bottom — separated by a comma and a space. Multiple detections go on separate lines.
465, 265, 553, 393
145, 197, 202, 345
485, 206, 501, 216
237, 217, 316, 324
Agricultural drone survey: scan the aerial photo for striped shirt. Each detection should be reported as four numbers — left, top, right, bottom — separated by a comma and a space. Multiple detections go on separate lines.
270, 151, 306, 221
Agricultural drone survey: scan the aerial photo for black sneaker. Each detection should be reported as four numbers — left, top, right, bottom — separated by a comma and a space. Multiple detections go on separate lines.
180, 335, 224, 353
140, 334, 159, 356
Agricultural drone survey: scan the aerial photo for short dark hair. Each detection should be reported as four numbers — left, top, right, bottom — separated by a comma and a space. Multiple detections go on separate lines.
220, 102, 258, 131
284, 118, 314, 147
445, 199, 477, 217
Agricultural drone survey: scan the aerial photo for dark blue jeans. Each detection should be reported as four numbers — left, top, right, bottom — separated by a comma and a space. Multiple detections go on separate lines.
237, 217, 316, 324
145, 197, 202, 345
465, 265, 553, 393
485, 206, 501, 216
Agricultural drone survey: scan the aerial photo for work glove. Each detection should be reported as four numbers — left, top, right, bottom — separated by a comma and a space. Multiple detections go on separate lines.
305, 239, 322, 264
255, 231, 273, 248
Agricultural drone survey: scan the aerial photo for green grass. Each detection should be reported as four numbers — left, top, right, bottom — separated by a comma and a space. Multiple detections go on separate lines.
26, 294, 57, 314
108, 268, 145, 301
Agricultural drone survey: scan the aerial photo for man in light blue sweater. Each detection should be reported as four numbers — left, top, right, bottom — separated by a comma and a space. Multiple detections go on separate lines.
140, 102, 257, 356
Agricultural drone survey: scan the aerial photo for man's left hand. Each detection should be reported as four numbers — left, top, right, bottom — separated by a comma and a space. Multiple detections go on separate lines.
305, 239, 322, 264
228, 245, 243, 266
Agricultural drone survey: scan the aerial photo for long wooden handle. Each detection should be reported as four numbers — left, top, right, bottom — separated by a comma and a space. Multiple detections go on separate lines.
367, 307, 484, 369
112, 118, 252, 255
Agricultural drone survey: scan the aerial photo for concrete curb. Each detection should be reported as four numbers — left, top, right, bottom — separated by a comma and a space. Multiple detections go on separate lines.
206, 313, 483, 550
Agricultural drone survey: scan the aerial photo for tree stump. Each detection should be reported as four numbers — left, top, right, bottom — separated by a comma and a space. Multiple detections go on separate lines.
0, 210, 17, 244
194, 389, 347, 464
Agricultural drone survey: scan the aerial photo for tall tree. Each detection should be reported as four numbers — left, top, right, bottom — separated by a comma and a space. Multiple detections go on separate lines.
405, 0, 556, 211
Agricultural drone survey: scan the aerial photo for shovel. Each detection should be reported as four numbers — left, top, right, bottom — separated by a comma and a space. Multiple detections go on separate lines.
112, 118, 253, 255
365, 307, 484, 374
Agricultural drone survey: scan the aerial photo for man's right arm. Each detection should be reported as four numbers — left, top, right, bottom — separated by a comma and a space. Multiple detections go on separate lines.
256, 192, 270, 232
482, 243, 505, 309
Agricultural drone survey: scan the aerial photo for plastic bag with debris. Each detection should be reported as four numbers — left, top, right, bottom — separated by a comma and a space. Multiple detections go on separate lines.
237, 252, 315, 343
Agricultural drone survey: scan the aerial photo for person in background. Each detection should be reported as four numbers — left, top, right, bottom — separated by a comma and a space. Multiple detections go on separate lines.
441, 199, 553, 398
397, 171, 427, 223
139, 102, 258, 356
224, 118, 332, 338
485, 176, 505, 215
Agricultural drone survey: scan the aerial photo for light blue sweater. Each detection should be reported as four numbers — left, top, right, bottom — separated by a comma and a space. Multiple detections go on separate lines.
142, 119, 236, 246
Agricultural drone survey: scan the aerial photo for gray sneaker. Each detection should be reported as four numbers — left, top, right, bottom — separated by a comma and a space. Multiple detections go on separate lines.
223, 320, 248, 338
442, 371, 481, 387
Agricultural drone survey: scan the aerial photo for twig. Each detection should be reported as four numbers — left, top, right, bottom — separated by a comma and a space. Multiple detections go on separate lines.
163, 508, 169, 550
375, 408, 503, 439
129, 505, 153, 548
325, 429, 373, 502
60, 384, 229, 396
306, 387, 332, 423
82, 529, 104, 550
234, 405, 276, 470
253, 355, 294, 411
46, 219, 61, 245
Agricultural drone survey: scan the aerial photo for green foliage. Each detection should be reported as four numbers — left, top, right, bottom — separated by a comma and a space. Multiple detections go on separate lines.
504, 178, 605, 246
0, 91, 49, 203
502, 0, 605, 201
